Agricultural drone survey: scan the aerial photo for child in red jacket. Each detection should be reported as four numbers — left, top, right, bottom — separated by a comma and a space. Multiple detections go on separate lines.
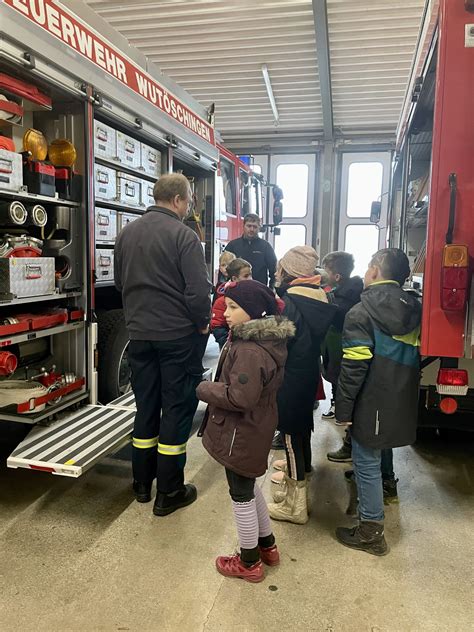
215, 251, 236, 297
211, 258, 252, 348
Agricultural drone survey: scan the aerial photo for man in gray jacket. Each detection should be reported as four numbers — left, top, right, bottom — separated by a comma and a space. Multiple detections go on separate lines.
115, 173, 211, 516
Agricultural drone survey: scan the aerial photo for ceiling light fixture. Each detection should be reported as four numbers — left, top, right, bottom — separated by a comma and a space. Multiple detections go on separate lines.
261, 64, 279, 124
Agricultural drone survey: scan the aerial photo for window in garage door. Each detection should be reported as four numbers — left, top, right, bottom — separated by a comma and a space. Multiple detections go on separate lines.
338, 152, 391, 277
268, 154, 316, 258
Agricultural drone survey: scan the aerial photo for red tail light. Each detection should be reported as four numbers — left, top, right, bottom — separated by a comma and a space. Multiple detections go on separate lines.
439, 397, 458, 415
441, 245, 470, 311
436, 368, 469, 396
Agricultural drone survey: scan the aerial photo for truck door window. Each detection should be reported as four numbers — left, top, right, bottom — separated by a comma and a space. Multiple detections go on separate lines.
250, 178, 261, 215
240, 169, 250, 217
347, 162, 383, 217
219, 157, 236, 215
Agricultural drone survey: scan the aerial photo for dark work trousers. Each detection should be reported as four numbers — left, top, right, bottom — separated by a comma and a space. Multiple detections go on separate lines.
128, 332, 207, 494
381, 448, 395, 480
225, 468, 255, 502
283, 432, 312, 481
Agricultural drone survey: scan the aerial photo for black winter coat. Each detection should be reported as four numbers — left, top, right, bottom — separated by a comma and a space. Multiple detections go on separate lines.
322, 276, 364, 385
277, 281, 337, 435
329, 276, 364, 332
225, 236, 277, 287
336, 282, 422, 449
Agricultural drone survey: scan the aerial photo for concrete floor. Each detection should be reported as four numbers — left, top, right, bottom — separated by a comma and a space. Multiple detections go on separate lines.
0, 348, 473, 631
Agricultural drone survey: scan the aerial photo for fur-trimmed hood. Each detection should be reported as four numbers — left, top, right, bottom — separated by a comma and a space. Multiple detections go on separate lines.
232, 316, 295, 341
231, 316, 295, 368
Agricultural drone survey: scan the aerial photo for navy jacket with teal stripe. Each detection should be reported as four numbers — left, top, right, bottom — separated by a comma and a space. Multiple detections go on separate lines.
335, 281, 422, 449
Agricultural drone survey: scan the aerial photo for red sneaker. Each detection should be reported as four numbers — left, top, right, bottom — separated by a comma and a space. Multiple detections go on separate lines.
215, 554, 264, 583
259, 544, 280, 566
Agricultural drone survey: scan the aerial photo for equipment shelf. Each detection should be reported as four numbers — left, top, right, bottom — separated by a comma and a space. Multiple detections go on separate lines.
95, 156, 158, 183
0, 188, 80, 207
0, 390, 88, 425
94, 198, 147, 214
0, 291, 82, 307
0, 320, 84, 347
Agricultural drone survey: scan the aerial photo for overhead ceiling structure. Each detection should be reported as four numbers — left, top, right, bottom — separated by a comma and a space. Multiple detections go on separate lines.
85, 0, 426, 144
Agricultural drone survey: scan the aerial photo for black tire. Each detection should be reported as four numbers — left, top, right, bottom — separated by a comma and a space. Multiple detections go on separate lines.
97, 309, 130, 404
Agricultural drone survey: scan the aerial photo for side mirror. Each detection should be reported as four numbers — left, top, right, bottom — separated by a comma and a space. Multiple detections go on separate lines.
370, 201, 382, 224
272, 185, 283, 225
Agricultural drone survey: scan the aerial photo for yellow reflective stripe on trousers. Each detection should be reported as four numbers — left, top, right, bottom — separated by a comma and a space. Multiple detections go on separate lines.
132, 436, 158, 449
157, 442, 187, 456
343, 346, 373, 361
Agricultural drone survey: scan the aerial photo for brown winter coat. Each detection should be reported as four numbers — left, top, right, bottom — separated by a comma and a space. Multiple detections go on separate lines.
196, 317, 295, 478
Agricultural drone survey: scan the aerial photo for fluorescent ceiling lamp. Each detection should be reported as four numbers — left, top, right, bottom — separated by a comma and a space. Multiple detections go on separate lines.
261, 64, 279, 123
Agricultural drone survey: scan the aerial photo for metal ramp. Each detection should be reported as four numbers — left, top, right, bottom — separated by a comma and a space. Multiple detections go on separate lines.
6, 368, 212, 477
107, 391, 136, 410
7, 404, 135, 477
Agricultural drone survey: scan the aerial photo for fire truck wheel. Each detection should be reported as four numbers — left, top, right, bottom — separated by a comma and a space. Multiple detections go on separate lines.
98, 309, 131, 404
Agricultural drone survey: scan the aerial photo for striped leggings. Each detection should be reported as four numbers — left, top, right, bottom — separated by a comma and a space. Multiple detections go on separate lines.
225, 468, 273, 553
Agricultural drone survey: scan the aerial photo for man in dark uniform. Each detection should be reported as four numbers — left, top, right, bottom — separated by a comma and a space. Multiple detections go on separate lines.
115, 173, 211, 516
225, 214, 277, 288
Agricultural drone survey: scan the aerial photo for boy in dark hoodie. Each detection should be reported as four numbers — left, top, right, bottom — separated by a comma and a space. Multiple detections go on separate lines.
335, 248, 421, 556
321, 251, 364, 429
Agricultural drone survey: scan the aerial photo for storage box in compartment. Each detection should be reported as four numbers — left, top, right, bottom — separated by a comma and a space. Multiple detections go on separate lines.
141, 178, 155, 207
94, 164, 117, 201
117, 132, 141, 170
117, 172, 141, 207
0, 257, 55, 298
55, 168, 82, 202
140, 143, 161, 178
94, 121, 117, 160
0, 149, 23, 192
24, 161, 55, 197
95, 249, 114, 283
95, 207, 117, 243
118, 212, 139, 232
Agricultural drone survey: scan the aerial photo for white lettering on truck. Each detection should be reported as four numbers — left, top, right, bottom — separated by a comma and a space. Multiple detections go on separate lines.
60, 14, 77, 48
31, 0, 46, 24
94, 40, 106, 69
11, 0, 29, 16
45, 3, 61, 38
6, 0, 212, 143
74, 24, 93, 58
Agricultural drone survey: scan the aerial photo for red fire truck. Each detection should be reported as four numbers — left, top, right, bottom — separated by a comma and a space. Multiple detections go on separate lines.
0, 0, 262, 475
386, 0, 474, 426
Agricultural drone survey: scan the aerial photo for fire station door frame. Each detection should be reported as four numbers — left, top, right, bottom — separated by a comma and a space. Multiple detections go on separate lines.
337, 152, 391, 277
260, 153, 317, 261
